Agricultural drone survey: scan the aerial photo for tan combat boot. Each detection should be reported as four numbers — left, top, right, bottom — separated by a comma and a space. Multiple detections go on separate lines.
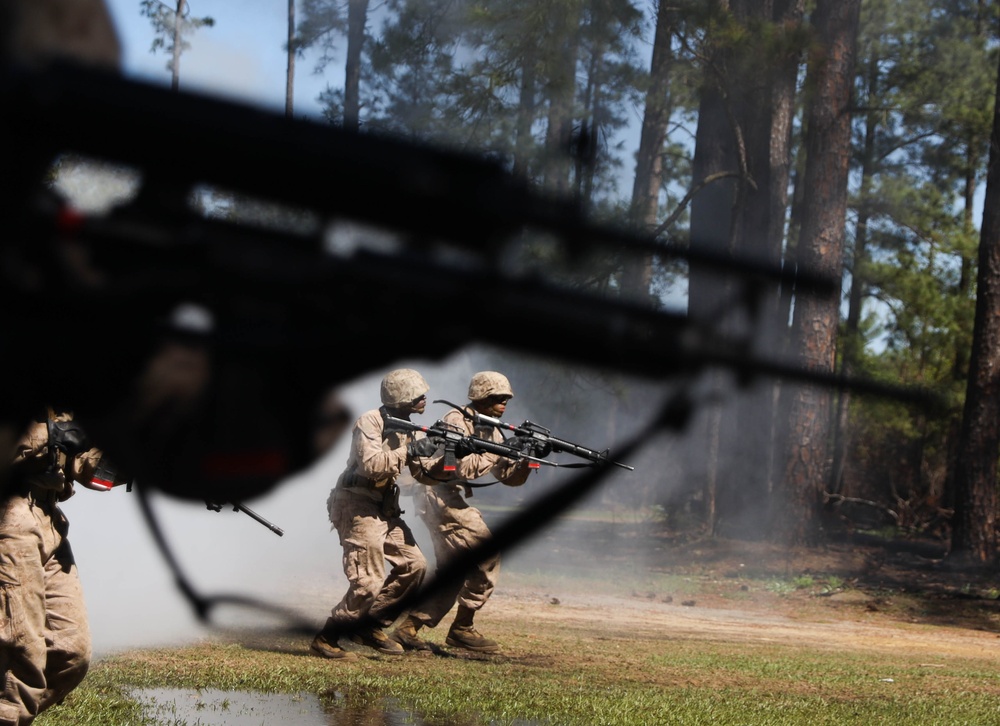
446, 605, 500, 653
349, 625, 405, 655
389, 615, 433, 651
309, 619, 357, 660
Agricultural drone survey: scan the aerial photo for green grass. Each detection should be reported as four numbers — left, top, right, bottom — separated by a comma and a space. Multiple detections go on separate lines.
30, 522, 998, 725
35, 615, 1000, 726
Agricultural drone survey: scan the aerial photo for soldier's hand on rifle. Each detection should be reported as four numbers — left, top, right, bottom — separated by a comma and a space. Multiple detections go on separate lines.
454, 438, 475, 458
505, 435, 552, 458
407, 436, 444, 458
530, 440, 553, 458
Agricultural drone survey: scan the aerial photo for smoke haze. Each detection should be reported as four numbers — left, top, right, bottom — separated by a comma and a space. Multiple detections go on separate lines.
68, 346, 681, 657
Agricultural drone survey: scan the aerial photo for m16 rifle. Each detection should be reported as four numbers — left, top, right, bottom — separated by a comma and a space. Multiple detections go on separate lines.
435, 400, 635, 471
382, 414, 551, 473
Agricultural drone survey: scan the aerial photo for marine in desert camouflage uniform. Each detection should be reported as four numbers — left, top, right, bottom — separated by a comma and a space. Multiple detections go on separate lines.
311, 369, 434, 659
0, 410, 129, 725
1, 3, 129, 723
391, 371, 544, 653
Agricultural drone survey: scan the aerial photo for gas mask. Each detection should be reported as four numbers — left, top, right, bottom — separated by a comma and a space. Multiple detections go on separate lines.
36, 417, 89, 489
43, 415, 130, 491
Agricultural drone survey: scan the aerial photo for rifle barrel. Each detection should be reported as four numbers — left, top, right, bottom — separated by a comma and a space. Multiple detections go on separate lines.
435, 402, 634, 472
233, 504, 284, 536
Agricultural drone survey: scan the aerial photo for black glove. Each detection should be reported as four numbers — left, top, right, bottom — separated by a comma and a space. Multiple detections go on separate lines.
408, 436, 444, 458
505, 435, 552, 458
530, 440, 553, 458
503, 435, 531, 451
454, 438, 476, 458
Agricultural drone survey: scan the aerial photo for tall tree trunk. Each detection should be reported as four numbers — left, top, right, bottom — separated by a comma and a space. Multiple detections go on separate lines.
771, 119, 808, 480
685, 0, 737, 531
950, 47, 1000, 566
772, 0, 861, 546
343, 0, 369, 132
286, 0, 296, 118
716, 0, 805, 538
956, 147, 977, 381
576, 40, 602, 206
767, 0, 802, 261
512, 49, 538, 180
953, 0, 989, 398
622, 0, 675, 301
171, 0, 186, 91
542, 1, 581, 195
943, 0, 988, 516
830, 53, 878, 498
760, 0, 804, 498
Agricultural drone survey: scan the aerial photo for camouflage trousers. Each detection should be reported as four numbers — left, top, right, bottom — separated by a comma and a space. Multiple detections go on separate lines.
409, 483, 500, 628
327, 488, 426, 629
0, 493, 91, 726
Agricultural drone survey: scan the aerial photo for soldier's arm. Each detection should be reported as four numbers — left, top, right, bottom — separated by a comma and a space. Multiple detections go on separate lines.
355, 411, 408, 481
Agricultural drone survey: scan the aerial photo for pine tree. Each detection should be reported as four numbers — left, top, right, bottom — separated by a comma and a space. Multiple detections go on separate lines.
773, 0, 862, 545
139, 0, 214, 91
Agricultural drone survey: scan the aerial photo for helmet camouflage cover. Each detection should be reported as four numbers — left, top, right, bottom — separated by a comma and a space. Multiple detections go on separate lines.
467, 371, 513, 401
380, 368, 429, 406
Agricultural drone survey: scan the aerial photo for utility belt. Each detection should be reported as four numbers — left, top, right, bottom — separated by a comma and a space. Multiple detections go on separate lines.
337, 470, 403, 519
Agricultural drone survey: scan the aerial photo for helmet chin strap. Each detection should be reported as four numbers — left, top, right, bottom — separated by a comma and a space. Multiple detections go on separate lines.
380, 404, 415, 421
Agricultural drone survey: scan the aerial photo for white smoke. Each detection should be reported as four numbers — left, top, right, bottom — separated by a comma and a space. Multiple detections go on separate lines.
69, 348, 675, 657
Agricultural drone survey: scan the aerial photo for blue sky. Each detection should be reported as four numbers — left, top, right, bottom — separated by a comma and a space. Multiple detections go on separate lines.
101, 0, 650, 202
103, 0, 333, 118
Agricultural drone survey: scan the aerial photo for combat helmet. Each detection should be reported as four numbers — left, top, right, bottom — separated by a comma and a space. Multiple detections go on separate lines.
381, 369, 429, 406
467, 371, 513, 401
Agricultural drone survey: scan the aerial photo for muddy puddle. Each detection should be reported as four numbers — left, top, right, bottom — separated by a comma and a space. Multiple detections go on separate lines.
131, 687, 425, 725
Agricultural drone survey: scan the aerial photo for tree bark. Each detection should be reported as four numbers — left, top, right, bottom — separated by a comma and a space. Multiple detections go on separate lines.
622, 0, 675, 300
286, 0, 296, 118
343, 0, 369, 132
542, 0, 581, 195
950, 46, 1000, 566
512, 48, 538, 180
715, 0, 804, 538
830, 52, 878, 498
758, 0, 804, 502
773, 0, 861, 546
685, 0, 737, 530
171, 0, 186, 91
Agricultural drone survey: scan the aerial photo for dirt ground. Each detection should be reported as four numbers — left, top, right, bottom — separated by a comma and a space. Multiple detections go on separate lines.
276, 522, 1000, 667
483, 529, 1000, 662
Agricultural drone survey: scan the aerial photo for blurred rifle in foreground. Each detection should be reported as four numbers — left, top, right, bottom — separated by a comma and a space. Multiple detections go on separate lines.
0, 52, 943, 634
0, 58, 935, 508
434, 399, 635, 471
